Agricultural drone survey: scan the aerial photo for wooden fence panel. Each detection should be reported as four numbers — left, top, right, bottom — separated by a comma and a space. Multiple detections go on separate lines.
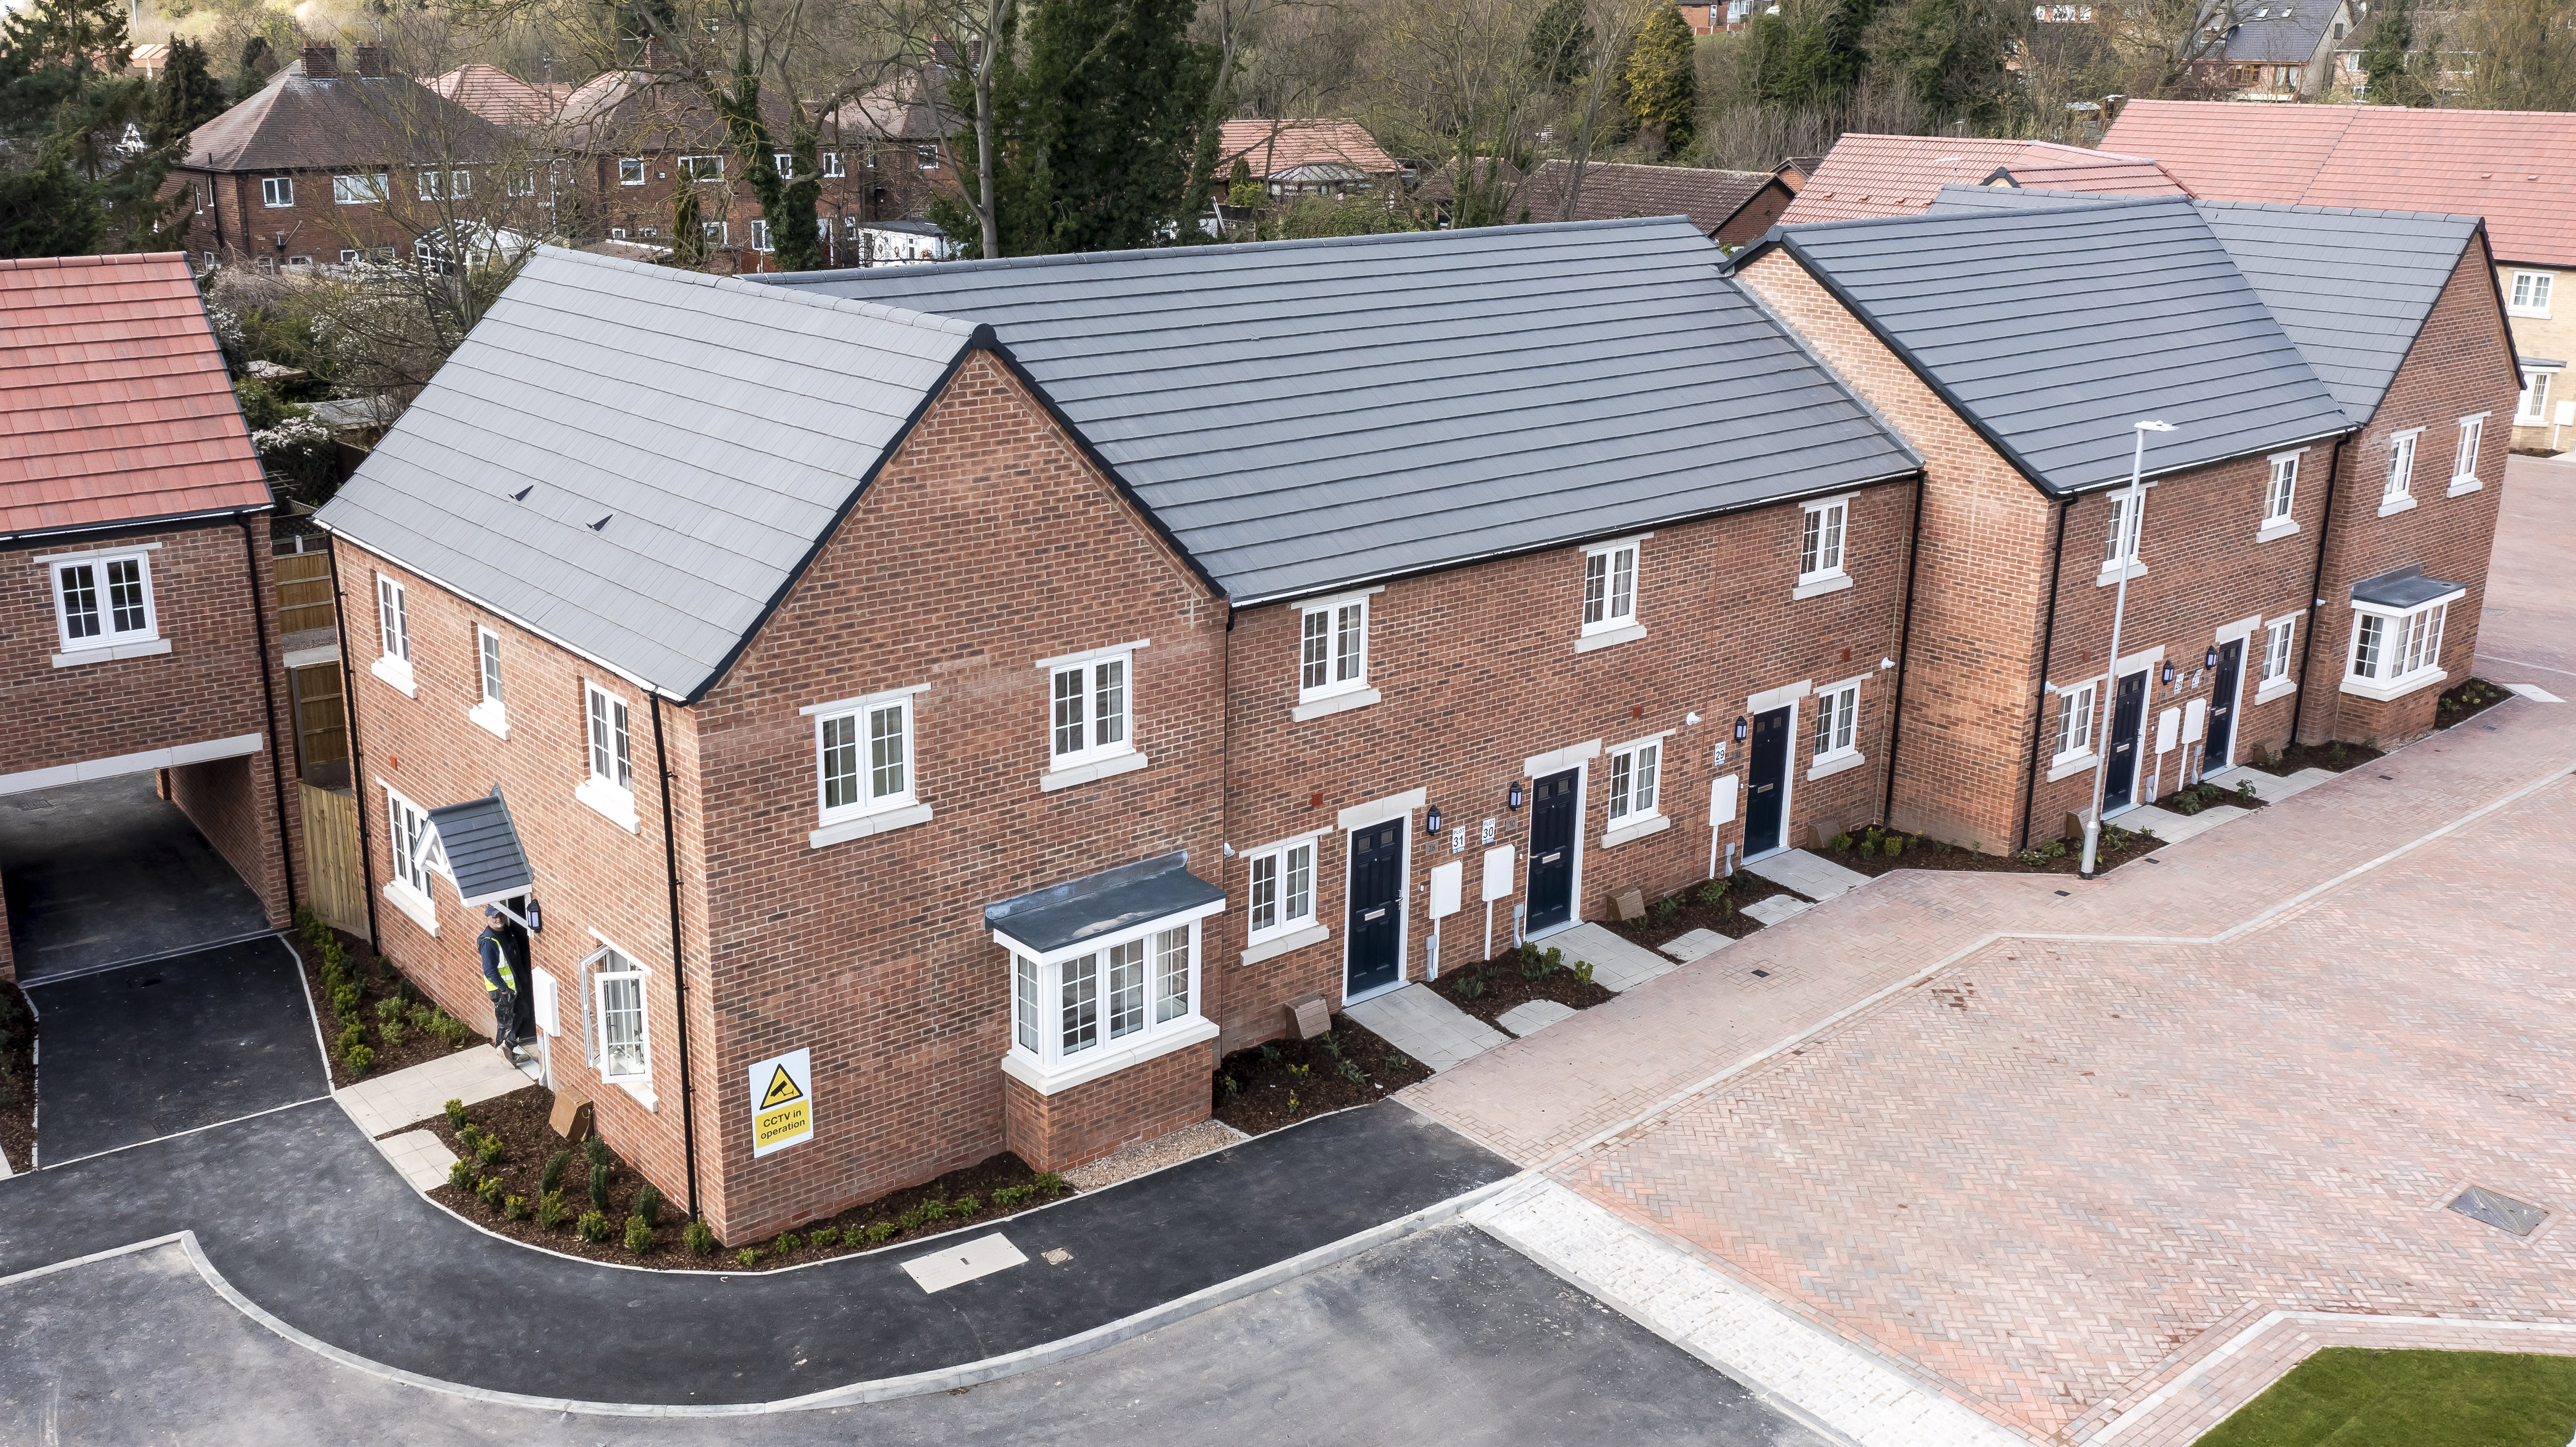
276, 552, 336, 638
300, 782, 369, 941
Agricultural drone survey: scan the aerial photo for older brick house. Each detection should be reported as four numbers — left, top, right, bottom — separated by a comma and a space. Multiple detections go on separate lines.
316, 220, 1919, 1242
0, 254, 295, 978
1731, 191, 2514, 854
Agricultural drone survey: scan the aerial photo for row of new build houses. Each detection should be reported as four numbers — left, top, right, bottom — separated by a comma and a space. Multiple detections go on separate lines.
281, 183, 2512, 1242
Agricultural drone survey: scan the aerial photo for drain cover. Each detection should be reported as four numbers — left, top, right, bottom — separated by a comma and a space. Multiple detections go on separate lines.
2450, 1186, 2547, 1236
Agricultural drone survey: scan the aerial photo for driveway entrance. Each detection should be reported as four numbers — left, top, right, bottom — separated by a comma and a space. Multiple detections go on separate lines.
0, 774, 274, 983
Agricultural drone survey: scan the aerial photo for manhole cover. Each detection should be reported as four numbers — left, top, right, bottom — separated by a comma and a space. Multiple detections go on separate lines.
2450, 1186, 2547, 1236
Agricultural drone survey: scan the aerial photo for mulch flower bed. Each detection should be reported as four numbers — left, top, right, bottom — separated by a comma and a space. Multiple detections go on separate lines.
1212, 1014, 1430, 1136
1427, 944, 1616, 1031
2244, 737, 2383, 777
0, 981, 34, 1173
289, 910, 473, 1089
2154, 777, 2268, 816
412, 1084, 1074, 1266
1809, 822, 2166, 879
1597, 870, 1800, 952
2437, 676, 2516, 731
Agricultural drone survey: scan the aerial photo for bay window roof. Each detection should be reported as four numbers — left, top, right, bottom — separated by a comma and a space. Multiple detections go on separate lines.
2350, 564, 2463, 611
984, 851, 1225, 958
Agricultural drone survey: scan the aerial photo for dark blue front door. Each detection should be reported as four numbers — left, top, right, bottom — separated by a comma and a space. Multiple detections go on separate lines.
1525, 770, 1578, 933
1744, 707, 1790, 855
1345, 821, 1404, 997
2103, 670, 2150, 812
2204, 640, 2244, 772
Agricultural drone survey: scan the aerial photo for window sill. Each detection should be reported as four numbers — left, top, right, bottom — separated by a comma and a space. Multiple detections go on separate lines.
2095, 561, 2148, 587
1039, 749, 1149, 793
2256, 517, 2301, 543
2377, 493, 2419, 518
1600, 813, 1672, 849
999, 1015, 1220, 1097
607, 1077, 658, 1111
1791, 572, 1854, 601
575, 776, 640, 832
469, 698, 509, 740
810, 801, 934, 849
2341, 666, 2445, 703
51, 636, 169, 668
1574, 622, 1648, 654
1805, 750, 1867, 783
2255, 677, 2299, 705
2045, 750, 2097, 783
2508, 306, 2552, 320
2446, 475, 2484, 497
1292, 686, 1380, 722
1241, 922, 1330, 967
383, 880, 437, 936
371, 653, 417, 697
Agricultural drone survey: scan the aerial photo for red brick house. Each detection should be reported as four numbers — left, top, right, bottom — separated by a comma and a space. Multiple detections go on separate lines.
314, 219, 1920, 1242
0, 254, 295, 978
1730, 190, 2514, 854
1515, 160, 1794, 248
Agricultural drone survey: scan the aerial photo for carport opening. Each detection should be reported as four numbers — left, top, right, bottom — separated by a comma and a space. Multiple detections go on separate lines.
0, 770, 277, 984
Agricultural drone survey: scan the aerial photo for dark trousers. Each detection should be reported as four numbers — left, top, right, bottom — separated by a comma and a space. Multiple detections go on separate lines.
487, 986, 518, 1048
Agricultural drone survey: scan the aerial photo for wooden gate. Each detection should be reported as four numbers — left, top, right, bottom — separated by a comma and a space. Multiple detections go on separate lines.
300, 781, 370, 941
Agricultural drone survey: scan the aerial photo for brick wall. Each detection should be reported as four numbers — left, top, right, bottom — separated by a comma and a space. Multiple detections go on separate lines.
1001, 1039, 1216, 1173
2298, 245, 2516, 748
570, 149, 919, 272
172, 168, 426, 270
1716, 184, 1793, 248
1209, 478, 1918, 1048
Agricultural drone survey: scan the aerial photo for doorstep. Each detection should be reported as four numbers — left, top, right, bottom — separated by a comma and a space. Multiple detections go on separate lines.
1741, 895, 1813, 927
1658, 928, 1732, 963
337, 1045, 532, 1138
1549, 922, 1678, 992
1344, 983, 1509, 1073
2123, 801, 2250, 846
1750, 849, 1873, 903
2203, 764, 2339, 804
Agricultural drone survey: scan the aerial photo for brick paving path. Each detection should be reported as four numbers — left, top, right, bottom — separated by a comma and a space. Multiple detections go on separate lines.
1404, 457, 2576, 1443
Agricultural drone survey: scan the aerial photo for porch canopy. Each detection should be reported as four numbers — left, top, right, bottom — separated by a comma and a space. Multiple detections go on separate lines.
985, 851, 1225, 961
426, 789, 533, 908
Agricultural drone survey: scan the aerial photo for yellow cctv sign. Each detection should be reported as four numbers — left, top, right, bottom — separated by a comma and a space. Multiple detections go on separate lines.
749, 1047, 812, 1158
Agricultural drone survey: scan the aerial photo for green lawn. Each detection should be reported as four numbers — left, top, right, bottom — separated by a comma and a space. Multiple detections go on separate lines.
2198, 1348, 2576, 1446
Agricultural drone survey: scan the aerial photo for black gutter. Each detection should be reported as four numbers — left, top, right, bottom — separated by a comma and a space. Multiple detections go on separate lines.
648, 694, 703, 1223
1878, 473, 1929, 826
2014, 499, 2074, 854
324, 540, 381, 947
1, 504, 276, 550
2288, 436, 2346, 748
238, 517, 297, 920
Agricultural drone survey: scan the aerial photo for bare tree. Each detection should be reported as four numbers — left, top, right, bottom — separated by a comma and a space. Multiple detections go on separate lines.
1553, 0, 1655, 221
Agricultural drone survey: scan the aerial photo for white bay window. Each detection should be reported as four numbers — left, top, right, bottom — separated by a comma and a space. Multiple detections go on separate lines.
999, 915, 1217, 1093
2343, 588, 2457, 702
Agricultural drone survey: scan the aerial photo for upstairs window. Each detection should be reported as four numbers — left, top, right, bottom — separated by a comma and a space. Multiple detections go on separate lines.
417, 169, 470, 201
816, 696, 915, 821
2104, 491, 2145, 568
917, 144, 940, 170
2384, 430, 2419, 502
1582, 541, 1639, 634
619, 157, 646, 185
1049, 653, 1130, 766
1298, 598, 1368, 701
478, 627, 504, 706
332, 172, 387, 204
2265, 452, 2299, 523
821, 151, 845, 177
2452, 415, 2484, 484
772, 151, 796, 179
372, 575, 412, 694
261, 176, 293, 207
1798, 498, 1847, 583
678, 155, 724, 182
2509, 271, 2554, 318
586, 683, 633, 794
50, 551, 157, 652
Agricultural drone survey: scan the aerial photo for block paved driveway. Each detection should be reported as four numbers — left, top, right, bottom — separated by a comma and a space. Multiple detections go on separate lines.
1401, 457, 2576, 1443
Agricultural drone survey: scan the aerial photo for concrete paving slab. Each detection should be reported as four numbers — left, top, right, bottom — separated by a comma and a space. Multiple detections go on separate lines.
1551, 921, 1675, 992
1749, 849, 1873, 903
2121, 801, 2248, 845
1659, 928, 1731, 962
0, 774, 274, 982
2203, 765, 2339, 804
1496, 1000, 1577, 1037
2506, 682, 2565, 703
337, 1042, 533, 1138
1740, 895, 1813, 927
1345, 982, 1508, 1072
377, 1129, 458, 1192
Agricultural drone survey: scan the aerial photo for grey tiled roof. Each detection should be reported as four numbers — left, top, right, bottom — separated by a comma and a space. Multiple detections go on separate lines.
315, 247, 979, 698
984, 851, 1226, 954
1926, 184, 2481, 424
2220, 5, 2341, 63
758, 218, 1921, 605
425, 791, 533, 906
1731, 197, 2352, 496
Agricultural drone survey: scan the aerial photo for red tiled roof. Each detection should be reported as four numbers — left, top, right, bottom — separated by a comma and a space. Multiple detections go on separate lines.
1518, 160, 1784, 235
431, 63, 561, 127
2103, 99, 2576, 266
0, 254, 271, 538
1780, 135, 2181, 223
1992, 156, 2191, 196
1217, 120, 1398, 179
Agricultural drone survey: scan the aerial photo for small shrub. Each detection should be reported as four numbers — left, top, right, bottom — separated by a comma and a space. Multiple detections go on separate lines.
1319, 1032, 1343, 1058
503, 1194, 529, 1221
864, 1222, 898, 1244
378, 1020, 407, 1048
897, 1207, 927, 1231
624, 1215, 655, 1254
735, 1247, 760, 1267
1884, 836, 1904, 858
1388, 1052, 1412, 1069
337, 1022, 365, 1054
588, 1160, 613, 1215
332, 982, 363, 1018
2174, 793, 2203, 816
427, 1012, 472, 1049
1258, 1043, 1281, 1063
2015, 848, 2050, 867
1698, 878, 1731, 904
376, 997, 406, 1023
1287, 1091, 1302, 1114
540, 1149, 571, 1195
1220, 1073, 1239, 1095
1830, 832, 1854, 852
1034, 1172, 1068, 1198
576, 1210, 611, 1244
1337, 1058, 1366, 1084
683, 1220, 717, 1255
447, 1157, 476, 1191
294, 906, 317, 935
475, 1175, 505, 1211
635, 1183, 662, 1228
1457, 972, 1487, 999
2235, 781, 2259, 805
1286, 1062, 1310, 1078
583, 1133, 611, 1169
409, 1003, 437, 1032
2044, 839, 2068, 859
920, 1198, 950, 1222
807, 1226, 839, 1249
476, 1134, 505, 1167
1573, 959, 1595, 986
342, 1042, 374, 1076
773, 1232, 802, 1254
951, 1195, 981, 1217
537, 1190, 569, 1231
992, 1184, 1033, 1208
1649, 895, 1678, 923
1720, 898, 1735, 920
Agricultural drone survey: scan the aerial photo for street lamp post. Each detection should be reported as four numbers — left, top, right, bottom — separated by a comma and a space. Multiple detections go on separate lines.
2080, 419, 2175, 880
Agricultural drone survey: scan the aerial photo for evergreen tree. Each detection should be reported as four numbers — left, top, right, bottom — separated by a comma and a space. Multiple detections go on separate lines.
148, 37, 225, 147
1623, 2, 1697, 157
1864, 0, 2019, 121
707, 50, 825, 272
0, 142, 104, 257
1526, 0, 1593, 92
0, 0, 171, 257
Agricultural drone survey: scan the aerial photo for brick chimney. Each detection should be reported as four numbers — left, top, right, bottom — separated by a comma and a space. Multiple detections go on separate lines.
299, 43, 338, 79
354, 43, 386, 78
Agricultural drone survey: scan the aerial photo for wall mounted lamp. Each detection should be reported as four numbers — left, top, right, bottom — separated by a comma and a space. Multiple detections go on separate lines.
1426, 805, 1443, 835
1734, 716, 1749, 742
1507, 782, 1525, 810
2204, 646, 2220, 670
2160, 661, 2177, 685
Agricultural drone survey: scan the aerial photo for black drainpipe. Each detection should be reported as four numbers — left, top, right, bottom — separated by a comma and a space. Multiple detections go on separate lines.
323, 539, 380, 946
648, 694, 703, 1223
2015, 499, 2075, 855
238, 515, 297, 919
1877, 473, 1930, 826
2287, 436, 2346, 748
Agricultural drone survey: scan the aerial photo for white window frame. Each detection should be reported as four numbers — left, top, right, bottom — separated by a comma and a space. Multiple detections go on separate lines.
416, 169, 470, 202
679, 154, 724, 182
1047, 650, 1134, 769
261, 175, 292, 207
371, 573, 414, 696
2342, 594, 2458, 701
750, 217, 774, 252
1811, 681, 1860, 764
591, 945, 653, 1087
2448, 414, 2486, 496
2052, 678, 2098, 764
2260, 449, 2302, 540
807, 684, 933, 847
1243, 833, 1321, 948
382, 784, 441, 932
2380, 428, 2422, 515
998, 910, 1219, 1095
1605, 735, 1665, 826
2508, 270, 2555, 318
1795, 495, 1851, 597
47, 547, 160, 656
772, 151, 796, 179
578, 681, 638, 829
821, 150, 845, 177
917, 144, 940, 170
470, 625, 508, 738
2519, 366, 2559, 426
1577, 535, 1650, 650
2102, 488, 2147, 578
2256, 615, 2300, 703
618, 157, 646, 185
332, 171, 387, 204
1298, 596, 1369, 703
